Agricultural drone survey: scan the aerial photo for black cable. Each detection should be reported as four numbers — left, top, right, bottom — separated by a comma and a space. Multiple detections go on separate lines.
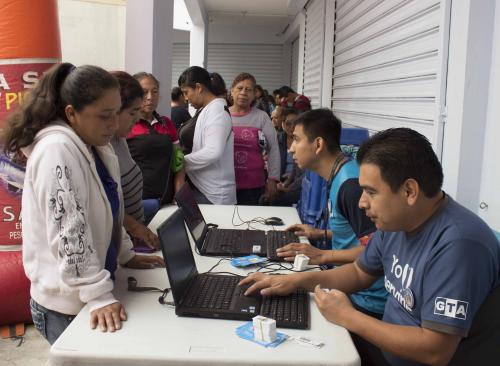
127, 276, 168, 293
158, 290, 174, 306
246, 262, 321, 275
127, 276, 173, 306
205, 258, 231, 273
206, 271, 242, 276
231, 205, 277, 231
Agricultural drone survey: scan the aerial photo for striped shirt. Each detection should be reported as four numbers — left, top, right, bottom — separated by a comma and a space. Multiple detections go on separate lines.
110, 137, 145, 223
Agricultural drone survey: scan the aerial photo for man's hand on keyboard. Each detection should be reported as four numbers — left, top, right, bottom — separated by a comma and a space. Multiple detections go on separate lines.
276, 242, 329, 265
238, 272, 299, 296
286, 224, 324, 240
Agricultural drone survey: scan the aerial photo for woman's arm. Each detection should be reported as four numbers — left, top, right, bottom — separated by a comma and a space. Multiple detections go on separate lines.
184, 108, 232, 171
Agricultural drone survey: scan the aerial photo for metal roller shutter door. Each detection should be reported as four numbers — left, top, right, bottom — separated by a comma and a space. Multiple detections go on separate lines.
207, 43, 284, 93
331, 0, 450, 151
172, 43, 190, 88
290, 37, 300, 92
303, 0, 326, 108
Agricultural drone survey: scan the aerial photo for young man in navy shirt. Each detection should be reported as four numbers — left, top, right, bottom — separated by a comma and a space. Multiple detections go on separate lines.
240, 128, 500, 366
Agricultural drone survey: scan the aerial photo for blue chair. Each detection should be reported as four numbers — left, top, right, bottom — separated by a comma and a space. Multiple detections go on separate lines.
296, 127, 369, 249
340, 127, 369, 146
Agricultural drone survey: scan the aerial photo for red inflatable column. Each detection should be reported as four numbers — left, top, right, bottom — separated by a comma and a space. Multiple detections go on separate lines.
0, 0, 61, 325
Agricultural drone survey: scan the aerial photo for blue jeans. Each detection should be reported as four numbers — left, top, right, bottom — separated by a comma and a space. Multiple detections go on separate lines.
30, 298, 75, 345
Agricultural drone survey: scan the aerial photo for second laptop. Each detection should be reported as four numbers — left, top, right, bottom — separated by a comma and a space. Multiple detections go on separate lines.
175, 183, 298, 260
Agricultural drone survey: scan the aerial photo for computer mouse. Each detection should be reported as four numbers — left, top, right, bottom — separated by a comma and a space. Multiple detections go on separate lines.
264, 217, 284, 226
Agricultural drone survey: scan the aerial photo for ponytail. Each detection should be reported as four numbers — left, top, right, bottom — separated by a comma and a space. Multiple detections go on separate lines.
208, 72, 227, 97
2, 63, 118, 154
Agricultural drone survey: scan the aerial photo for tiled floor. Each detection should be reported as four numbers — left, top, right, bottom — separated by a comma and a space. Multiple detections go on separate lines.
0, 325, 50, 366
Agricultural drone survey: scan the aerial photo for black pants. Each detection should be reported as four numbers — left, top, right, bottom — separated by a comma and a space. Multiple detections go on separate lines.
351, 302, 392, 366
236, 187, 264, 205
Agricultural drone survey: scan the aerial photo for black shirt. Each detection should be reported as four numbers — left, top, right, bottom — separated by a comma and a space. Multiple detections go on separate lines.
170, 106, 191, 130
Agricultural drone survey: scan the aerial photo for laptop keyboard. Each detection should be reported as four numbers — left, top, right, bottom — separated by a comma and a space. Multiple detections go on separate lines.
260, 289, 309, 329
184, 275, 309, 329
185, 275, 239, 310
266, 231, 299, 261
207, 229, 241, 252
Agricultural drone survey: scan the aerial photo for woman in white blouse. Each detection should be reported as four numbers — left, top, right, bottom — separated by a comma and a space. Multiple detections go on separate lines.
178, 66, 236, 204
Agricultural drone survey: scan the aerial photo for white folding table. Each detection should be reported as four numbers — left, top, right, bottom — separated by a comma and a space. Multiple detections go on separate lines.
50, 204, 360, 366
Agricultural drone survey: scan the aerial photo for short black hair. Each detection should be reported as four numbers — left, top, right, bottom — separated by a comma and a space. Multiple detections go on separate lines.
293, 109, 341, 154
356, 128, 443, 197
282, 107, 299, 119
171, 86, 183, 101
278, 85, 295, 97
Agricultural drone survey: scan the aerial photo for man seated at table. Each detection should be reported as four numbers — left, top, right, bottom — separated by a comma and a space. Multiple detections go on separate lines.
276, 109, 374, 267
271, 109, 387, 357
240, 128, 500, 366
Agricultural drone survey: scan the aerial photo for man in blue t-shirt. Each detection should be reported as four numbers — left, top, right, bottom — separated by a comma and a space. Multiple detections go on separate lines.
241, 128, 500, 366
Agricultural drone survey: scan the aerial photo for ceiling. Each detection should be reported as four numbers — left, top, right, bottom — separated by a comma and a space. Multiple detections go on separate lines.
202, 0, 306, 27
203, 0, 302, 17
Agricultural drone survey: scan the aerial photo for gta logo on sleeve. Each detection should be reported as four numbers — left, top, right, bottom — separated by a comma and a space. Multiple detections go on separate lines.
434, 297, 469, 320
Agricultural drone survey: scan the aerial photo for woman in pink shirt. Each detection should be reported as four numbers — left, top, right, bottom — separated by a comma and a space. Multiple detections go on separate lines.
229, 73, 280, 205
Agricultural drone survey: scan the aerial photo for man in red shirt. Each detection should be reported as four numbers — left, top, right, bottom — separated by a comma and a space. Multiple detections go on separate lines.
278, 86, 311, 113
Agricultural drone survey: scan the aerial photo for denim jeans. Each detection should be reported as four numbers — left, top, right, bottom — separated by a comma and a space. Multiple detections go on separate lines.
30, 298, 75, 345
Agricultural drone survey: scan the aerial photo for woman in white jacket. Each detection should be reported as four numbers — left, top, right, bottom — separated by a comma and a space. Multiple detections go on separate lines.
2, 63, 164, 344
178, 66, 236, 205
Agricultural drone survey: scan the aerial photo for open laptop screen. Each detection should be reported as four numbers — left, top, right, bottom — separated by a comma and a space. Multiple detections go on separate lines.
175, 183, 206, 243
157, 209, 197, 305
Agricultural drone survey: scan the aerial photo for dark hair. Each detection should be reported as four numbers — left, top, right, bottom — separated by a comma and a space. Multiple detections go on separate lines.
255, 84, 264, 97
293, 109, 341, 154
356, 128, 443, 197
231, 72, 257, 89
110, 71, 143, 111
272, 89, 280, 97
133, 72, 160, 88
209, 72, 227, 96
171, 86, 183, 101
3, 63, 119, 154
282, 107, 299, 119
278, 85, 295, 98
178, 66, 214, 94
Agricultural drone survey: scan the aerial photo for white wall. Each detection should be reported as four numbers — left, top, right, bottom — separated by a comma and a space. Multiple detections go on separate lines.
478, 0, 500, 231
58, 0, 125, 70
58, 0, 189, 70
281, 11, 305, 93
208, 23, 284, 44
441, 0, 496, 216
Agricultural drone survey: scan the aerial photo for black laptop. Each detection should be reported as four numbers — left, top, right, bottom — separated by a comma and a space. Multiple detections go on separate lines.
157, 209, 309, 329
174, 183, 298, 260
